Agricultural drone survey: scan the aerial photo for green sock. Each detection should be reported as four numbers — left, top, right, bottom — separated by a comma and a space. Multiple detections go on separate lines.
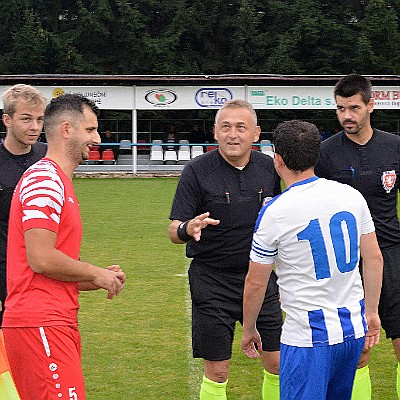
200, 375, 228, 400
396, 363, 400, 399
262, 370, 279, 400
0, 371, 20, 400
351, 365, 371, 400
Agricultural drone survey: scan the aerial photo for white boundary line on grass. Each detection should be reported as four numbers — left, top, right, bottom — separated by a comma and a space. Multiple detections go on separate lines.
184, 256, 203, 400
175, 254, 202, 399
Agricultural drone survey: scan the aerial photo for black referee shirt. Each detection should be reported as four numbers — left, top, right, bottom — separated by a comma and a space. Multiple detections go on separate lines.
169, 149, 281, 273
315, 129, 400, 249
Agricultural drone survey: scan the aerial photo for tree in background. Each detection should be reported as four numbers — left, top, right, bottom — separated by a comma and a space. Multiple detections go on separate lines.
0, 0, 399, 75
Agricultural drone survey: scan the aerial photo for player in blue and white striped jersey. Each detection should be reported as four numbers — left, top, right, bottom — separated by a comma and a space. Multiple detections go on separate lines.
241, 120, 383, 400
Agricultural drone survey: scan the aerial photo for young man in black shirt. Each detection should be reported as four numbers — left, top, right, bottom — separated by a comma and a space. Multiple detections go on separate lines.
0, 84, 48, 325
315, 74, 400, 400
0, 84, 47, 397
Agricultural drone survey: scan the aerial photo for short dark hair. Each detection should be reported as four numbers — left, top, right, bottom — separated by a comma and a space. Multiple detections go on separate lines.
44, 93, 99, 134
334, 74, 372, 104
273, 120, 320, 172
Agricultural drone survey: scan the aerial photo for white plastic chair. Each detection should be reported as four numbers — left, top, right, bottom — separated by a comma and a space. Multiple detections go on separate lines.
119, 139, 131, 150
191, 145, 204, 159
178, 147, 191, 164
261, 146, 275, 158
150, 145, 164, 164
164, 150, 178, 164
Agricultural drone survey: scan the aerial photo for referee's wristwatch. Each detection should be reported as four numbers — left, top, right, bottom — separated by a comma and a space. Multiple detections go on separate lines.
177, 220, 193, 242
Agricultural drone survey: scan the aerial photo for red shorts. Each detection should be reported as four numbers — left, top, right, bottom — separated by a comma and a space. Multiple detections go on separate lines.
3, 325, 86, 400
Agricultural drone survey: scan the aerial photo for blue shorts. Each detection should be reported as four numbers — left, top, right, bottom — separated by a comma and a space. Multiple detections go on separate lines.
280, 337, 365, 400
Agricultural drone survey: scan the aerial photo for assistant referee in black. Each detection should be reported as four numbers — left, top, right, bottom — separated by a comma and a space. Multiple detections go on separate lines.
169, 99, 282, 400
315, 73, 400, 400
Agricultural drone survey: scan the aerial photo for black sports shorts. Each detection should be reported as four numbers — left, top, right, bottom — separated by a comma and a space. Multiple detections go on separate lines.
378, 243, 400, 339
188, 261, 282, 361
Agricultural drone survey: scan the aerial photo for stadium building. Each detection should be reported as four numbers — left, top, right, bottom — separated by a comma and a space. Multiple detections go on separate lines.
1, 74, 399, 174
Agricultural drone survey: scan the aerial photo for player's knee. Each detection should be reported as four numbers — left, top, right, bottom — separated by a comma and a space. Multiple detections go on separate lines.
261, 351, 280, 375
266, 361, 279, 375
204, 360, 229, 383
357, 348, 371, 368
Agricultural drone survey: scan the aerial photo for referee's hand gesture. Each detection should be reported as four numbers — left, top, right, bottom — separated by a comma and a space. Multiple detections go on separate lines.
187, 212, 220, 241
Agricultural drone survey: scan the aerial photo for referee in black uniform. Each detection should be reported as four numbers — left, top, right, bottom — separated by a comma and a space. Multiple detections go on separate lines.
315, 73, 400, 400
169, 99, 282, 400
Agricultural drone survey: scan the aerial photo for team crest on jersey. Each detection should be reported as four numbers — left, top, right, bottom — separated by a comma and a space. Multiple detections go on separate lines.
381, 170, 396, 193
263, 196, 273, 206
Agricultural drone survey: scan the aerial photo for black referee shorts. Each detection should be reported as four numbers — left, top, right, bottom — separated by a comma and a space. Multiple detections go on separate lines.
188, 262, 282, 361
379, 243, 400, 339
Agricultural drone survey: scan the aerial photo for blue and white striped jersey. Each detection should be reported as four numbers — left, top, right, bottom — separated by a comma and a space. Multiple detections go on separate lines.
250, 176, 375, 347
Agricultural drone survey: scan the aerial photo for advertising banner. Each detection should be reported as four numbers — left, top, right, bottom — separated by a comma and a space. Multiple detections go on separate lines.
248, 86, 400, 110
135, 86, 246, 109
0, 86, 134, 110
248, 86, 335, 109
0, 84, 399, 110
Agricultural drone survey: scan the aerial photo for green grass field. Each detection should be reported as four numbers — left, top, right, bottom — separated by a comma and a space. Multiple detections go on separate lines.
74, 177, 398, 399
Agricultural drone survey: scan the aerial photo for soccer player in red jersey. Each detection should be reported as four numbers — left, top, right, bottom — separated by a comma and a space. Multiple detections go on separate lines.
2, 93, 126, 400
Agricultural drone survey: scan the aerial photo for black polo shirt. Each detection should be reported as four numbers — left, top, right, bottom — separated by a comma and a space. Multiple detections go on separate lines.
315, 129, 400, 249
169, 149, 281, 272
0, 142, 47, 307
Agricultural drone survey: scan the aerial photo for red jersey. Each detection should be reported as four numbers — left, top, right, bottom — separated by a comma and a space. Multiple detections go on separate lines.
3, 158, 82, 327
